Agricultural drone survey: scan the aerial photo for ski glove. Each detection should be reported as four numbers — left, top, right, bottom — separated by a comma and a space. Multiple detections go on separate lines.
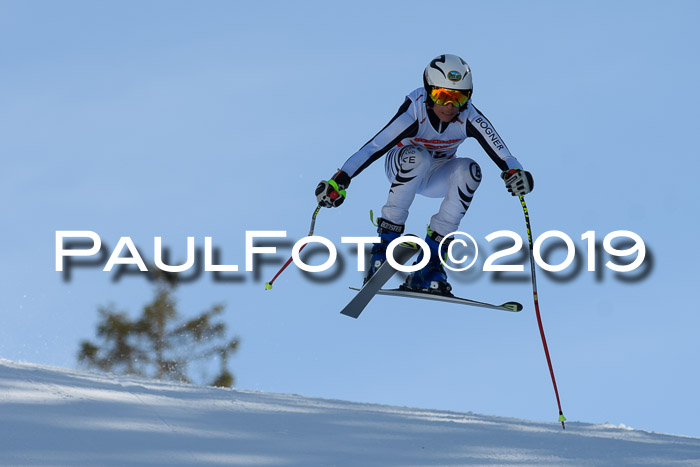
501, 168, 534, 196
316, 170, 351, 208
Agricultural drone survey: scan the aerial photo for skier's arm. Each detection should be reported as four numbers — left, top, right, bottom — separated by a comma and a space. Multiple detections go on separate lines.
339, 97, 419, 179
466, 104, 534, 195
316, 98, 419, 208
465, 104, 523, 172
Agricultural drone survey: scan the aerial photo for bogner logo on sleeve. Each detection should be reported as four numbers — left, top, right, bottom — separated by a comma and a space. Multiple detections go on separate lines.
474, 117, 505, 151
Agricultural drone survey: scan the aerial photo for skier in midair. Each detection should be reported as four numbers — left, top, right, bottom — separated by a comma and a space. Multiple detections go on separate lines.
316, 54, 534, 295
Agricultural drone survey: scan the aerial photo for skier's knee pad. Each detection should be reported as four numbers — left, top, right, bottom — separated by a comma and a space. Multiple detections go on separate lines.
451, 158, 482, 189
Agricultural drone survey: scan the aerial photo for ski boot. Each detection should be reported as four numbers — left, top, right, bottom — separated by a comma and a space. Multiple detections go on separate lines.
401, 229, 453, 296
364, 218, 404, 284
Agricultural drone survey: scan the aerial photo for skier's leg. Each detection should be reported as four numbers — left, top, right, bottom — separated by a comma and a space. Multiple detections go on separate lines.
421, 157, 482, 237
380, 146, 432, 225
365, 146, 431, 282
403, 157, 482, 294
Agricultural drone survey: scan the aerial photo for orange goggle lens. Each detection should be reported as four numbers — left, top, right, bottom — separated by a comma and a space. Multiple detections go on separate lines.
429, 87, 471, 107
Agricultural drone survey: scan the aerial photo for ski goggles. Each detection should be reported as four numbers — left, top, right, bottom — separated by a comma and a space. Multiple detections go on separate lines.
429, 87, 472, 107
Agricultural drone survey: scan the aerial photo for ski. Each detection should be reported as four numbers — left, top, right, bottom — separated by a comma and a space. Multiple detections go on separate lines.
340, 241, 419, 319
349, 287, 523, 312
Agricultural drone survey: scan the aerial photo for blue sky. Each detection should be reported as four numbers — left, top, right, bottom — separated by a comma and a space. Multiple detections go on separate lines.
2, 1, 699, 437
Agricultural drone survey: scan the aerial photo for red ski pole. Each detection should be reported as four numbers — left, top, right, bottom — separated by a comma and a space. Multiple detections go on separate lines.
519, 195, 567, 429
264, 204, 322, 290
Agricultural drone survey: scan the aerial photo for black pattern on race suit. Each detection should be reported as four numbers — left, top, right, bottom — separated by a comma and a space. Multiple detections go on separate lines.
389, 146, 420, 194
458, 185, 475, 212
426, 157, 482, 236
383, 146, 482, 235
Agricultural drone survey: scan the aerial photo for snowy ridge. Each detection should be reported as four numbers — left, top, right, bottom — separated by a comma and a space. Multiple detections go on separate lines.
1, 360, 698, 466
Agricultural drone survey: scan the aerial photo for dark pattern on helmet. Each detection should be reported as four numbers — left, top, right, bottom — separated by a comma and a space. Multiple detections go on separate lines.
428, 55, 447, 79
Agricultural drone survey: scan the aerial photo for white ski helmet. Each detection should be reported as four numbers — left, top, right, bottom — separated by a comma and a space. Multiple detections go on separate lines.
423, 54, 473, 108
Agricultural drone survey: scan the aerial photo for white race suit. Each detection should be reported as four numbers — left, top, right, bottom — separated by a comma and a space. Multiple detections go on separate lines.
340, 87, 523, 236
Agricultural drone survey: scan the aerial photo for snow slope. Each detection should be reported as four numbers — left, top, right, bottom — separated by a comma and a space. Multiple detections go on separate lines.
1, 360, 698, 467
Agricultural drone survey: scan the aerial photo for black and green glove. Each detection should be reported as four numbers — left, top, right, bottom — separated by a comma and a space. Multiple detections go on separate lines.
315, 170, 351, 208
